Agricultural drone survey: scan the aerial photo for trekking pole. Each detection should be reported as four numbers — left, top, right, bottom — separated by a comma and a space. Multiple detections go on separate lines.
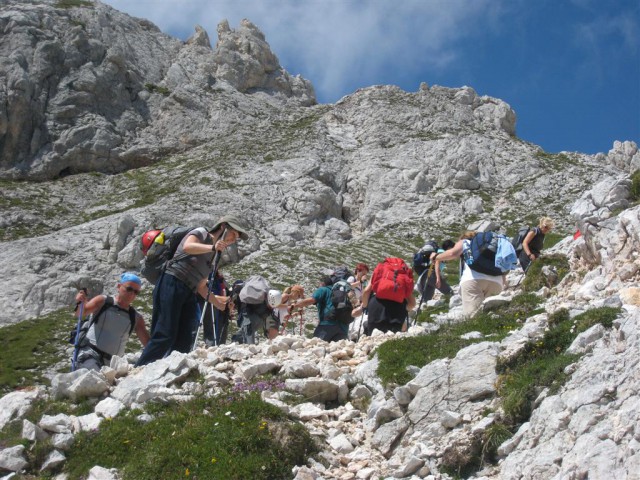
356, 309, 366, 342
192, 229, 226, 351
514, 260, 533, 288
279, 315, 289, 335
299, 310, 304, 336
71, 288, 87, 372
414, 264, 434, 326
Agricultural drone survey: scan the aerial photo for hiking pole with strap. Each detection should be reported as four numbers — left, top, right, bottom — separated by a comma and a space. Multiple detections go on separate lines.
192, 229, 227, 351
71, 288, 87, 372
414, 263, 435, 326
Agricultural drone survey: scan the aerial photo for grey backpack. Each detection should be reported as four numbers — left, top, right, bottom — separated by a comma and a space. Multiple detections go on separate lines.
239, 275, 270, 305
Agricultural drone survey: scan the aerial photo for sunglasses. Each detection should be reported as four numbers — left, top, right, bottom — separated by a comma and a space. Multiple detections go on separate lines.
124, 286, 141, 295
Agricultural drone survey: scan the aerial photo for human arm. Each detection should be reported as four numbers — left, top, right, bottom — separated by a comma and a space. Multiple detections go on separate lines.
360, 282, 373, 308
290, 296, 316, 312
196, 278, 229, 310
522, 231, 537, 261
74, 290, 106, 317
134, 313, 150, 347
182, 230, 231, 256
430, 252, 443, 288
406, 293, 416, 311
432, 240, 464, 262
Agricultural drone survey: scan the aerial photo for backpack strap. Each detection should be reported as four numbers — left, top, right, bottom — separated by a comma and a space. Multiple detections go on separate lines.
165, 227, 213, 269
92, 296, 136, 335
127, 307, 137, 335
86, 295, 113, 330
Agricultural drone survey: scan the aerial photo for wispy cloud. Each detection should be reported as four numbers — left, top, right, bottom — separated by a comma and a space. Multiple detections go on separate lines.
102, 0, 510, 101
572, 8, 639, 85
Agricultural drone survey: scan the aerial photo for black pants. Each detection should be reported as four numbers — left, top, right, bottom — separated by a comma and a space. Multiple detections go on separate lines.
200, 300, 229, 345
364, 296, 407, 335
418, 270, 453, 301
519, 250, 539, 272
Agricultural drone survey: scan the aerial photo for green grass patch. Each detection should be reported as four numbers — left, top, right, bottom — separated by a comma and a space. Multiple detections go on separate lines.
65, 393, 318, 480
521, 253, 570, 292
496, 306, 620, 424
144, 83, 171, 96
376, 293, 541, 386
630, 170, 640, 202
56, 0, 93, 8
0, 309, 73, 395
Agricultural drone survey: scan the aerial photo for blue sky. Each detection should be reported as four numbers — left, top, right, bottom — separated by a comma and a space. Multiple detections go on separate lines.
103, 0, 639, 155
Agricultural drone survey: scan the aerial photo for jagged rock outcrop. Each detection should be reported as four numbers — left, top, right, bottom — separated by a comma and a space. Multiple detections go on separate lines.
0, 0, 314, 180
213, 19, 315, 105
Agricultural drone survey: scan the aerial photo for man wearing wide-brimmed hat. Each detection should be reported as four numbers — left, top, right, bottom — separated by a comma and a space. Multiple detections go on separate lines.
136, 215, 250, 366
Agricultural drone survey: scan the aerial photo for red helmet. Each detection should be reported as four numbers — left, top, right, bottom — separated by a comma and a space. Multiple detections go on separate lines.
140, 229, 162, 254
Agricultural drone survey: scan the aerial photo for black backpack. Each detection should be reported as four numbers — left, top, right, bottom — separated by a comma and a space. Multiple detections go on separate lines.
412, 240, 439, 275
511, 226, 531, 255
140, 226, 197, 284
68, 296, 136, 347
329, 265, 352, 285
325, 280, 354, 325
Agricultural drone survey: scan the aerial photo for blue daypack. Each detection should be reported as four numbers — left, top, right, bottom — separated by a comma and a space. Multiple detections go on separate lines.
462, 232, 502, 276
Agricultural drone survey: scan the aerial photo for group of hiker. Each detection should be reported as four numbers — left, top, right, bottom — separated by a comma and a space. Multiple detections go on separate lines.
70, 214, 554, 371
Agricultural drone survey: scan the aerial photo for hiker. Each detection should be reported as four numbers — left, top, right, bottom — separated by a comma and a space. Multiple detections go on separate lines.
421, 239, 455, 302
136, 215, 249, 366
278, 285, 305, 332
519, 217, 554, 271
199, 272, 231, 346
281, 284, 305, 309
73, 273, 150, 371
348, 263, 369, 302
290, 276, 353, 342
361, 258, 415, 335
266, 289, 284, 340
433, 231, 504, 317
231, 275, 274, 344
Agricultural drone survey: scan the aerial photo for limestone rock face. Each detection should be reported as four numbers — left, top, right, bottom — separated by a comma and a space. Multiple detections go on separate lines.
0, 1, 315, 180
213, 19, 315, 106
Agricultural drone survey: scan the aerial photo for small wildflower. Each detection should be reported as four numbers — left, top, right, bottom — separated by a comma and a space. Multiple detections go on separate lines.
211, 457, 217, 464
185, 468, 190, 476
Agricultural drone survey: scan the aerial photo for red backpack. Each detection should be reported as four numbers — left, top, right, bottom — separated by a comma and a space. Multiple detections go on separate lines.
371, 257, 414, 303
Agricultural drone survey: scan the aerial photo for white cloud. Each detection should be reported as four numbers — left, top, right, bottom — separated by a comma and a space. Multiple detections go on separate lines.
571, 9, 640, 85
102, 0, 510, 101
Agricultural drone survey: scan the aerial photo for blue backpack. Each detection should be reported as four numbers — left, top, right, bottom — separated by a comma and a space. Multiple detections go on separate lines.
412, 240, 439, 275
462, 232, 502, 276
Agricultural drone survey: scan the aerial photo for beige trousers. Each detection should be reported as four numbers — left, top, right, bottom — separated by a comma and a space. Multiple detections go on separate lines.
460, 279, 503, 317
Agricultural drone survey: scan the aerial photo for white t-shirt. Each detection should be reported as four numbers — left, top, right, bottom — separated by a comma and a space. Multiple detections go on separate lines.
460, 263, 504, 286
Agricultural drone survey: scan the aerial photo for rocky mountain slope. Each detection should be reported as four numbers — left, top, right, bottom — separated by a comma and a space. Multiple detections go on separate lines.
1, 1, 638, 326
1, 178, 638, 479
0, 1, 639, 479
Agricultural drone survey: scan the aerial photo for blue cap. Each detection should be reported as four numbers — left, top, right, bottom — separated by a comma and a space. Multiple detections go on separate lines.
120, 272, 142, 286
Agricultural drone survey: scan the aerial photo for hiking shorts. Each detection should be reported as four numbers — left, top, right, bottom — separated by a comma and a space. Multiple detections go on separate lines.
264, 313, 280, 333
